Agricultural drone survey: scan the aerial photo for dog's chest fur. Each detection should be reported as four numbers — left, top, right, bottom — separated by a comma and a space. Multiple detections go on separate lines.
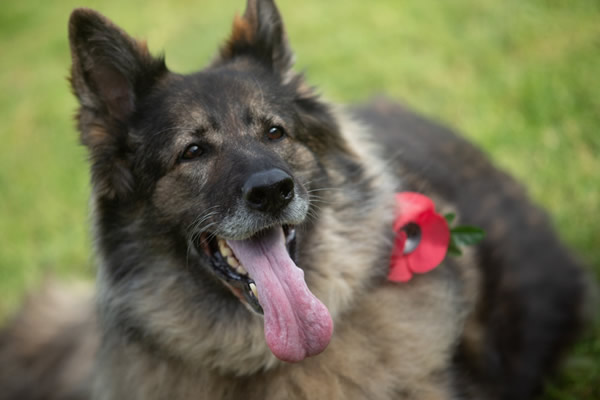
94, 267, 478, 400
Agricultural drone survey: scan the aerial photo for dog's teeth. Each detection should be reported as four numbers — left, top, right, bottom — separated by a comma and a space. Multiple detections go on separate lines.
236, 265, 248, 276
218, 240, 232, 257
286, 228, 296, 244
249, 282, 258, 299
227, 256, 239, 267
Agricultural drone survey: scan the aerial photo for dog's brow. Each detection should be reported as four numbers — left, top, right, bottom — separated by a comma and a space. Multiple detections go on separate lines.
207, 115, 220, 131
244, 107, 255, 126
178, 101, 208, 128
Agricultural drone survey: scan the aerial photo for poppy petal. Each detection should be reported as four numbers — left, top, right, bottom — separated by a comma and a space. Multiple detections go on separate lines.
407, 211, 450, 274
394, 192, 436, 231
388, 231, 413, 282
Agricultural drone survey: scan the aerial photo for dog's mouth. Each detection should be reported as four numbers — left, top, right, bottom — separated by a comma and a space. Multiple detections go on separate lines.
195, 225, 333, 363
198, 225, 297, 315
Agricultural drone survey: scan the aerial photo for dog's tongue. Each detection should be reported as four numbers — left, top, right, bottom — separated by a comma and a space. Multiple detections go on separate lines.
227, 227, 333, 362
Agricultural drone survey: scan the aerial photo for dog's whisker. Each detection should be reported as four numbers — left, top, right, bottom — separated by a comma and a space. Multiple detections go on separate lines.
306, 187, 344, 193
186, 207, 221, 233
308, 193, 338, 207
308, 201, 331, 209
307, 193, 328, 200
189, 222, 218, 243
190, 220, 218, 240
200, 230, 219, 247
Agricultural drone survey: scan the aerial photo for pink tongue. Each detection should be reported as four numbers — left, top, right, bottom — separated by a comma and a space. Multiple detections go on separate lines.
227, 227, 333, 362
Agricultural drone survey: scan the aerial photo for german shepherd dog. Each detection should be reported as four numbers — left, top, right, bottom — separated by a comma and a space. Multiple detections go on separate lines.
0, 0, 588, 399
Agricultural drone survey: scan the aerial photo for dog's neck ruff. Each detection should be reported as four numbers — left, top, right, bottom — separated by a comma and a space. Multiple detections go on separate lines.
227, 226, 333, 362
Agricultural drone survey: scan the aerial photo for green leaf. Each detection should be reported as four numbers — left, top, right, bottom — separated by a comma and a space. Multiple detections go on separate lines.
444, 213, 456, 224
450, 225, 486, 246
447, 240, 463, 256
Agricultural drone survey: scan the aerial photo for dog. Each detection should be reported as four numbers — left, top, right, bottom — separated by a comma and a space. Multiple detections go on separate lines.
0, 0, 588, 399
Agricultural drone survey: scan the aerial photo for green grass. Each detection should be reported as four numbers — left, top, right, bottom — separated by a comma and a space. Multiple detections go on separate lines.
0, 0, 598, 397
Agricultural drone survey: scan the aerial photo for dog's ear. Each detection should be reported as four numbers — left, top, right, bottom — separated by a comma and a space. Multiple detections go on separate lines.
69, 8, 167, 123
68, 8, 167, 200
218, 0, 294, 75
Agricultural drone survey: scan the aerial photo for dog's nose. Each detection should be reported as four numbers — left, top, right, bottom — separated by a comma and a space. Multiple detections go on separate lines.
243, 169, 294, 214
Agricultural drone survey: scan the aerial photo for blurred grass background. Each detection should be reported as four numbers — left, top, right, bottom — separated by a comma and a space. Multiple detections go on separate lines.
0, 0, 598, 397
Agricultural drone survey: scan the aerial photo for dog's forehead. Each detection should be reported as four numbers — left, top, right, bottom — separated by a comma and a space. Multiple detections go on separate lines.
162, 67, 289, 128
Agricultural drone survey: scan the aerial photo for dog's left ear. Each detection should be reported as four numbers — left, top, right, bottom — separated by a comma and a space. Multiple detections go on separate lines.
217, 0, 294, 75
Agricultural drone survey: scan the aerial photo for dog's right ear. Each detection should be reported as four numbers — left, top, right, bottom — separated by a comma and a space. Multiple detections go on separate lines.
68, 9, 167, 199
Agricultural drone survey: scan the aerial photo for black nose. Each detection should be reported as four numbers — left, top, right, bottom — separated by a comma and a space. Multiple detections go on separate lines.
243, 169, 295, 214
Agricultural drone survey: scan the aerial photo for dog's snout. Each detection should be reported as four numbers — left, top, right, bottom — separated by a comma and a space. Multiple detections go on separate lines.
243, 169, 294, 214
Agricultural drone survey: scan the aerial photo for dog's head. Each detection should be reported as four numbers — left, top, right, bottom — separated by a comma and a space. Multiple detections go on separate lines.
69, 0, 393, 370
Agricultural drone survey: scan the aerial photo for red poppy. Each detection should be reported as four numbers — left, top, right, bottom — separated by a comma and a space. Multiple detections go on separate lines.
388, 192, 450, 282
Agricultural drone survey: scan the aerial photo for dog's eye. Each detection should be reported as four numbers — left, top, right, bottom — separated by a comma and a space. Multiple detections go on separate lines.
266, 126, 285, 141
180, 144, 203, 161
